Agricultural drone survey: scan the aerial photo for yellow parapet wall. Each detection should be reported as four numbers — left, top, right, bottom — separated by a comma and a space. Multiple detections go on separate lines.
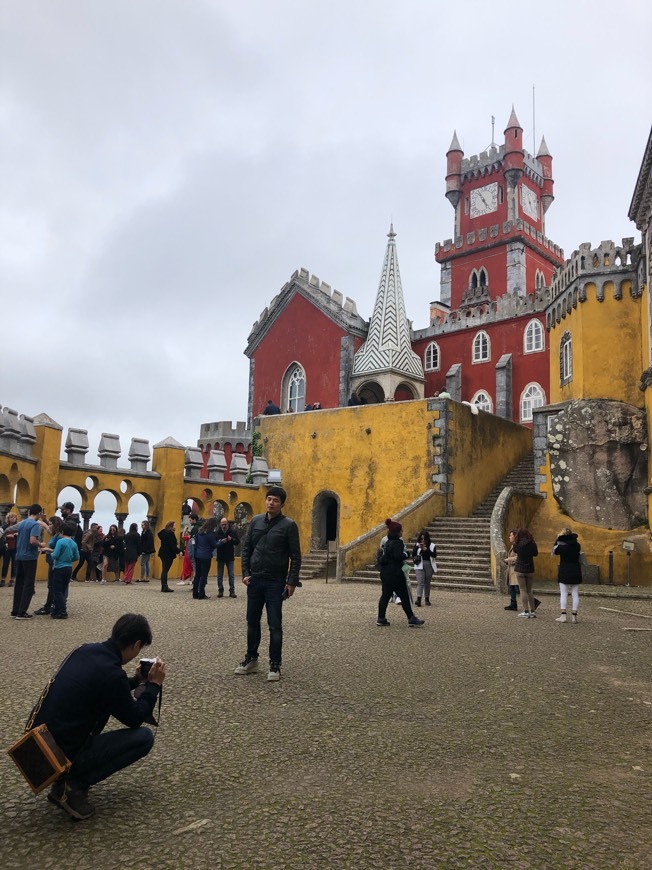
0, 419, 267, 581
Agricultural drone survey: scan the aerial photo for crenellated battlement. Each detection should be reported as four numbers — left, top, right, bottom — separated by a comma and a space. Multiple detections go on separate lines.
198, 420, 251, 444
246, 267, 368, 355
435, 218, 564, 263
412, 288, 550, 340
547, 238, 645, 329
459, 144, 544, 186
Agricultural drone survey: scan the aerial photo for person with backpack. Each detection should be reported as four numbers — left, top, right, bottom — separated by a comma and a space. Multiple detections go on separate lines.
376, 519, 424, 628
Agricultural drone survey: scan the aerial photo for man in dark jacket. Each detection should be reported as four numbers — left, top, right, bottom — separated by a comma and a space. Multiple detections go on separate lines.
215, 517, 240, 598
33, 613, 165, 820
262, 399, 281, 415
234, 486, 301, 682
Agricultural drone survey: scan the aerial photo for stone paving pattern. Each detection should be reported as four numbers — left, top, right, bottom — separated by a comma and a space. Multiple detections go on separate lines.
1, 579, 651, 869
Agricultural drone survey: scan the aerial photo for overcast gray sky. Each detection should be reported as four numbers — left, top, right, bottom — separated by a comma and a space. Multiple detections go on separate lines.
2, 0, 650, 464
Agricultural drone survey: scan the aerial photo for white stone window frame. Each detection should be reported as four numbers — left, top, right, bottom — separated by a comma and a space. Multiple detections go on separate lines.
534, 269, 546, 290
281, 362, 307, 413
471, 390, 493, 413
469, 268, 488, 291
472, 330, 491, 364
424, 341, 441, 372
560, 332, 573, 385
524, 319, 545, 354
520, 382, 546, 423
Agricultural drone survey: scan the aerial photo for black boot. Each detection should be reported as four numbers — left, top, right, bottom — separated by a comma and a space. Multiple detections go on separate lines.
415, 596, 422, 607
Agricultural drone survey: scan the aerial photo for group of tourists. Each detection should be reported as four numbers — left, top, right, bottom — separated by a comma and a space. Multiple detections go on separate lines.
504, 526, 583, 622
156, 514, 240, 597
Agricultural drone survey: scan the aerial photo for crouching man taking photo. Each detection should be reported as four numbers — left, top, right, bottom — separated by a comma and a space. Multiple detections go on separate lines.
31, 613, 165, 820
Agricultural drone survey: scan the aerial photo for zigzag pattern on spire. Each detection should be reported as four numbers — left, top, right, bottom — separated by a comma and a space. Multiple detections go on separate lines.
353, 227, 424, 379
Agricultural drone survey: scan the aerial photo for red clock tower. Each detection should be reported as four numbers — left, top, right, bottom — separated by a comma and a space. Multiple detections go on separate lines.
437, 107, 563, 308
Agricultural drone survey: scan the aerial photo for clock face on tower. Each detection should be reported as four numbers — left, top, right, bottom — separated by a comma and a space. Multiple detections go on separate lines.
470, 182, 498, 218
520, 185, 539, 220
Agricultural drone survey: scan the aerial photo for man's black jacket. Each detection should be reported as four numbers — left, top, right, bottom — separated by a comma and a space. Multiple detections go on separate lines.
215, 524, 240, 562
241, 513, 301, 585
32, 639, 160, 760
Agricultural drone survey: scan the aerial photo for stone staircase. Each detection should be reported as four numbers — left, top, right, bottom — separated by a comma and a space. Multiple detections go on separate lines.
471, 455, 535, 518
342, 452, 535, 592
299, 549, 334, 581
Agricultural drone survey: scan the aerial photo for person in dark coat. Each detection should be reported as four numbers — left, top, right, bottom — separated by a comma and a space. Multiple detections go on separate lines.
102, 525, 123, 583
376, 519, 424, 628
123, 523, 141, 584
157, 521, 179, 593
139, 520, 155, 582
552, 527, 582, 624
33, 613, 165, 821
513, 528, 539, 618
215, 517, 240, 598
262, 399, 281, 415
192, 517, 219, 600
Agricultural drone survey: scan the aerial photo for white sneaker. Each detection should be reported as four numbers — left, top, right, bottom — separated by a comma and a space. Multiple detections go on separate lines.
517, 611, 530, 618
234, 657, 258, 675
176, 581, 186, 586
555, 613, 567, 623
571, 614, 578, 624
267, 664, 281, 682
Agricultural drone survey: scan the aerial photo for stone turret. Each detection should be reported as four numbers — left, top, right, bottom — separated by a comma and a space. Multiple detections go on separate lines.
537, 136, 554, 215
445, 131, 464, 210
503, 106, 524, 191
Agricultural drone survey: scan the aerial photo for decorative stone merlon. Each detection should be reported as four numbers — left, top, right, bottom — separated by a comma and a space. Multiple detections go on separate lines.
17, 415, 36, 458
250, 456, 269, 486
66, 428, 90, 465
0, 407, 21, 454
184, 447, 204, 478
98, 433, 121, 469
230, 453, 249, 485
206, 449, 227, 482
128, 438, 151, 472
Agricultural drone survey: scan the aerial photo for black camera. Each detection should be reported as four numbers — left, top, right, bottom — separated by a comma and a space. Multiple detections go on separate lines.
140, 657, 156, 677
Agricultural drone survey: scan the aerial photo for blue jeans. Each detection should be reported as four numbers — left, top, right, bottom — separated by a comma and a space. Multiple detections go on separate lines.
140, 553, 152, 579
52, 566, 72, 615
246, 577, 284, 665
68, 727, 154, 789
217, 559, 235, 593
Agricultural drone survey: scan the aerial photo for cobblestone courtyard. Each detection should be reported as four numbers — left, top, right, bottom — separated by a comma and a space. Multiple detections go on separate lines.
0, 580, 650, 869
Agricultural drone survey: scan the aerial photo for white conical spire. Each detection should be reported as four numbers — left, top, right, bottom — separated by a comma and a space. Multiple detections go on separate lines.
352, 226, 424, 379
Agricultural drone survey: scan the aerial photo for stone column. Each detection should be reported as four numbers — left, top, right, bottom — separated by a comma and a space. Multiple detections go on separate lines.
495, 353, 512, 420
18, 506, 29, 519
0, 502, 13, 523
445, 363, 462, 402
115, 512, 128, 529
80, 509, 94, 531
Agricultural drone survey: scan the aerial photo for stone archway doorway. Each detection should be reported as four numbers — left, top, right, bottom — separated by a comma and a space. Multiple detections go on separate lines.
311, 490, 339, 551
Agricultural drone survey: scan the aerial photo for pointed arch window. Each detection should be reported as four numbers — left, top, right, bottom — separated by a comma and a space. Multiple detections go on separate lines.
282, 363, 306, 413
472, 390, 493, 413
472, 330, 490, 363
560, 332, 573, 385
535, 270, 546, 290
524, 319, 544, 353
470, 268, 488, 291
424, 341, 440, 372
520, 383, 545, 422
